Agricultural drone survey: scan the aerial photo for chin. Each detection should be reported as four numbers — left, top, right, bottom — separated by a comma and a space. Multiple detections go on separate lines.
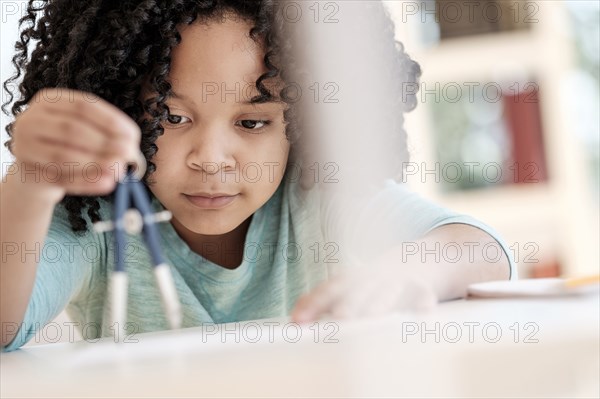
175, 214, 241, 235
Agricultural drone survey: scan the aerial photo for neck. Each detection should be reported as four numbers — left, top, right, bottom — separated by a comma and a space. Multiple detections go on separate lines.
171, 216, 253, 270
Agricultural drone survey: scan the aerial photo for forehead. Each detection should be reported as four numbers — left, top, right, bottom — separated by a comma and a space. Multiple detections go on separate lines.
169, 17, 266, 95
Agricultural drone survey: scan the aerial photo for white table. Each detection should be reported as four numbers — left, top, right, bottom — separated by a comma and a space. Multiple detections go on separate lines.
2, 294, 598, 398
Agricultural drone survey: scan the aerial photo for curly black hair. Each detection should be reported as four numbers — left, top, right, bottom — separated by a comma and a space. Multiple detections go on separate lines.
2, 0, 421, 234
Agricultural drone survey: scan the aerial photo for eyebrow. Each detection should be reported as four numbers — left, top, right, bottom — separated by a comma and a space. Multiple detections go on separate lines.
170, 90, 281, 105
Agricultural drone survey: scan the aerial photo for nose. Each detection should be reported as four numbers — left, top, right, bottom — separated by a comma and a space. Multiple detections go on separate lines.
185, 124, 236, 174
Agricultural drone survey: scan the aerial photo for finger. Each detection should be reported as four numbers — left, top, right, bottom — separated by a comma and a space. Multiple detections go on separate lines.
330, 270, 384, 319
14, 110, 133, 174
25, 113, 108, 157
34, 89, 141, 148
291, 277, 348, 323
13, 136, 119, 189
12, 133, 96, 168
54, 160, 119, 196
329, 260, 404, 318
63, 173, 118, 196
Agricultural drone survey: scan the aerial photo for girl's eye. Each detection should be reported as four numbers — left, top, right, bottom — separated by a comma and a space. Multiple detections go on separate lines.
237, 119, 271, 131
165, 114, 190, 125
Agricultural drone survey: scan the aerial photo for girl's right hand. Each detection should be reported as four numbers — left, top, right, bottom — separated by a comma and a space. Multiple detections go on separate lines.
10, 88, 142, 202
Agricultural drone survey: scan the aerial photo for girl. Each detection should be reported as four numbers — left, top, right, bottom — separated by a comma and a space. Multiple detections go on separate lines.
0, 0, 513, 351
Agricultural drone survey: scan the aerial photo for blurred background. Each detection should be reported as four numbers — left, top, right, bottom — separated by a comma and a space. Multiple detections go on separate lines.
385, 0, 599, 279
1, 1, 599, 346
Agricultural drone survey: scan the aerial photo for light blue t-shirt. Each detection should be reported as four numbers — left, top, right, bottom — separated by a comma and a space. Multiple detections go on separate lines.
2, 177, 515, 351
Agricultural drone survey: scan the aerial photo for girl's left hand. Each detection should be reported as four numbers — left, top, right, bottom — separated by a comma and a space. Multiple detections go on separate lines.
290, 253, 439, 323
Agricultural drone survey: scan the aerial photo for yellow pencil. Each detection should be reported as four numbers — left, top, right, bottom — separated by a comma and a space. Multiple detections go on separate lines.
564, 274, 600, 288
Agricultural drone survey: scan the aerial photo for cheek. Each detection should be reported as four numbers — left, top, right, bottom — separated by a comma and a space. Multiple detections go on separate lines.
147, 136, 181, 187
151, 135, 180, 167
261, 133, 290, 162
251, 138, 290, 181
277, 139, 291, 173
153, 134, 170, 158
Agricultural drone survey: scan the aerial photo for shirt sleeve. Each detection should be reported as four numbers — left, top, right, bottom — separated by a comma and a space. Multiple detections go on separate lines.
1, 203, 101, 352
319, 179, 516, 280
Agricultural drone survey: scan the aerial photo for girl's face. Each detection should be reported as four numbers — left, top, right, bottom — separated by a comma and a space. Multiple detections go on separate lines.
147, 16, 290, 236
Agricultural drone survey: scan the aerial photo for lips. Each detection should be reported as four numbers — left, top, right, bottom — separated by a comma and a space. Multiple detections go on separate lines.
183, 193, 239, 209
186, 192, 236, 198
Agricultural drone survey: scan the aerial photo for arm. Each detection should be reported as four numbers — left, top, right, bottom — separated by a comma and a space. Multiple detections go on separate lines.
0, 173, 65, 348
291, 223, 512, 322
1, 177, 103, 352
380, 222, 511, 303
292, 179, 514, 322
1, 88, 139, 350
